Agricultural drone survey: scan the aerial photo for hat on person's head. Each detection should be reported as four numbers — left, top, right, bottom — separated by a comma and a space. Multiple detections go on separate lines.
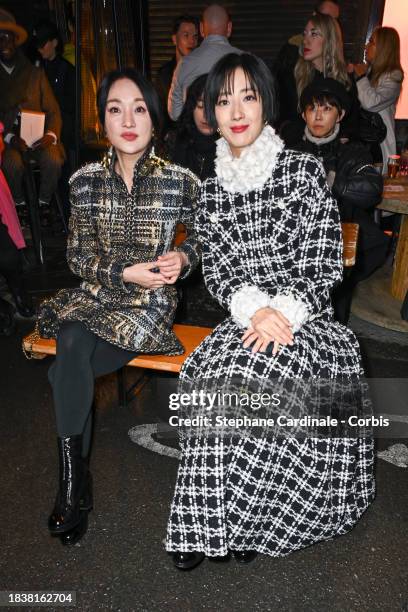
300, 78, 351, 113
0, 8, 27, 46
32, 20, 59, 48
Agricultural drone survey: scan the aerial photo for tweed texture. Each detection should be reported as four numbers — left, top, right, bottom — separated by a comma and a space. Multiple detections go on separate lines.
166, 149, 375, 557
38, 149, 200, 353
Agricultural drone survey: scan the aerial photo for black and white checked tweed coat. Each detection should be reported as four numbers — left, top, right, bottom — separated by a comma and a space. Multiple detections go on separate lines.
38, 149, 200, 353
166, 149, 375, 557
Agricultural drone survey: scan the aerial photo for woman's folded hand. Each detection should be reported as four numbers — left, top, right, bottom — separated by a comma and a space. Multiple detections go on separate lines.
157, 251, 188, 284
241, 307, 294, 355
122, 261, 167, 289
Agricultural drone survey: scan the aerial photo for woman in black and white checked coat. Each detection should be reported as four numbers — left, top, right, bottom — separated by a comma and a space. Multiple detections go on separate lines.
166, 53, 375, 569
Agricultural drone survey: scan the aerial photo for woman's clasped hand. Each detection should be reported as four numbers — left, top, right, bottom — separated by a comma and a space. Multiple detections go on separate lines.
123, 250, 188, 288
242, 307, 294, 355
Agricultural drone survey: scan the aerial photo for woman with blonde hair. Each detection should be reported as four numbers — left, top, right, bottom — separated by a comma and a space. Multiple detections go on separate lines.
280, 13, 360, 145
294, 12, 348, 102
352, 26, 404, 172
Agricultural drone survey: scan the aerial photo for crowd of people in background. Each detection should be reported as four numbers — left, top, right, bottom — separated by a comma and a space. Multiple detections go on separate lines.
0, 0, 405, 333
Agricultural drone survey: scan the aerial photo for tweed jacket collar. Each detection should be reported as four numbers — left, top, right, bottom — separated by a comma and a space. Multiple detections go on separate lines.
106, 144, 166, 187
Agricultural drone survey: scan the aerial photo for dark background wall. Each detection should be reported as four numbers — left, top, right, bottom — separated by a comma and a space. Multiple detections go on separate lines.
148, 0, 375, 79
1, 0, 50, 35
2, 0, 375, 78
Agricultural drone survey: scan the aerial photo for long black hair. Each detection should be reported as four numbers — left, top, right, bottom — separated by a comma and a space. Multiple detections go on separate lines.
176, 73, 209, 141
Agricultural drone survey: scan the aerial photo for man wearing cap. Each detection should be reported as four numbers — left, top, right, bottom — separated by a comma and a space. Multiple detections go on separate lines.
0, 9, 64, 218
292, 77, 387, 324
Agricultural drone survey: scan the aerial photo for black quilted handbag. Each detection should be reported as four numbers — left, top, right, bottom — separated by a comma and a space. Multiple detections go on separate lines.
359, 109, 387, 144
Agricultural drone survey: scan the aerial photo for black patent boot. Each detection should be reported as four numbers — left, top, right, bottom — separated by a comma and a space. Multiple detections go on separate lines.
172, 552, 205, 570
48, 436, 93, 535
60, 509, 89, 546
232, 550, 258, 564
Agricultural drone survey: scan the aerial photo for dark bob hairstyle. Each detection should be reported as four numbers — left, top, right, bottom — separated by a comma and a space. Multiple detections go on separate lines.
177, 73, 209, 139
204, 53, 278, 130
299, 78, 351, 114
97, 67, 163, 136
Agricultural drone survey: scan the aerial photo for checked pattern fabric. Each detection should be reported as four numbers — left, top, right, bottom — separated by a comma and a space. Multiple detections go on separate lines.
166, 150, 375, 557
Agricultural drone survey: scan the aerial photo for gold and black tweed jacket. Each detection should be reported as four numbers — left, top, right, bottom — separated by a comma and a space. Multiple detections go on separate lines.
38, 149, 200, 354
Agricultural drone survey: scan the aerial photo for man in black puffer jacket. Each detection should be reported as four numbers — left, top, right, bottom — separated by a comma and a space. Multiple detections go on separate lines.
292, 78, 388, 324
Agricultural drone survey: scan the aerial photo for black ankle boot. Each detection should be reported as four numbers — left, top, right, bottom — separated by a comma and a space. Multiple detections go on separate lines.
60, 509, 89, 546
48, 436, 93, 535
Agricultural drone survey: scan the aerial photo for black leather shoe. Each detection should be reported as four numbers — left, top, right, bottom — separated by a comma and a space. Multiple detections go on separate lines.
172, 552, 205, 570
232, 550, 258, 564
59, 510, 89, 546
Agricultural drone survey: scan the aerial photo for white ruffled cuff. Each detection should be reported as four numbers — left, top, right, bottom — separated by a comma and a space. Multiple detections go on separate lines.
269, 293, 309, 332
231, 286, 310, 332
230, 285, 271, 328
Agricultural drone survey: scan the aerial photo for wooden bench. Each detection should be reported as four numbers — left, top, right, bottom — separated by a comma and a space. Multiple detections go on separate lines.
341, 222, 359, 268
23, 324, 213, 408
23, 223, 357, 405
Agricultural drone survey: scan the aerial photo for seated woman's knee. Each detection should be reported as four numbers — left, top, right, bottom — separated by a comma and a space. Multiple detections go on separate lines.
57, 321, 94, 358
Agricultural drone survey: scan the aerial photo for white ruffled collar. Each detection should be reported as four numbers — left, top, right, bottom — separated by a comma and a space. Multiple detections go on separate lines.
215, 125, 284, 194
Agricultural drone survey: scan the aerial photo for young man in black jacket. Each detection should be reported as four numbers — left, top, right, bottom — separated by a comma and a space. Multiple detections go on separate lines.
292, 77, 388, 324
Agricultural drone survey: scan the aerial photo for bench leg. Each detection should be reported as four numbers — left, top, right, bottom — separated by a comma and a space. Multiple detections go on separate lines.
54, 190, 69, 234
117, 367, 151, 409
117, 367, 127, 409
24, 161, 44, 265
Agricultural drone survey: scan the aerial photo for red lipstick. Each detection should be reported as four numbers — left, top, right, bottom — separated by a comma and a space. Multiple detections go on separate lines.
231, 125, 249, 133
121, 132, 137, 141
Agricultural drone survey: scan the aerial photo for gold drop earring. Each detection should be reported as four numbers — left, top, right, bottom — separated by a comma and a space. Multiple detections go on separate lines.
102, 144, 114, 170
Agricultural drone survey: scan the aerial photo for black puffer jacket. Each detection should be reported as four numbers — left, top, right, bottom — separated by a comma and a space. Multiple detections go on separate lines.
293, 136, 385, 252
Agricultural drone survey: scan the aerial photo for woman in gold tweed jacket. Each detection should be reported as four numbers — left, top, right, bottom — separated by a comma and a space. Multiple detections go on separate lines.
38, 68, 200, 546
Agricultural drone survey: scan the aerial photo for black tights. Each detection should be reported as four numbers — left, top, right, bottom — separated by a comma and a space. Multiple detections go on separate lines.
48, 321, 138, 457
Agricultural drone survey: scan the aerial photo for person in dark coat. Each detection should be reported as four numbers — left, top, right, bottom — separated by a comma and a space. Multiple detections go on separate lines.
33, 21, 75, 160
292, 78, 387, 324
33, 20, 76, 219
274, 1, 342, 130
0, 10, 64, 213
154, 14, 199, 130
166, 74, 217, 181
